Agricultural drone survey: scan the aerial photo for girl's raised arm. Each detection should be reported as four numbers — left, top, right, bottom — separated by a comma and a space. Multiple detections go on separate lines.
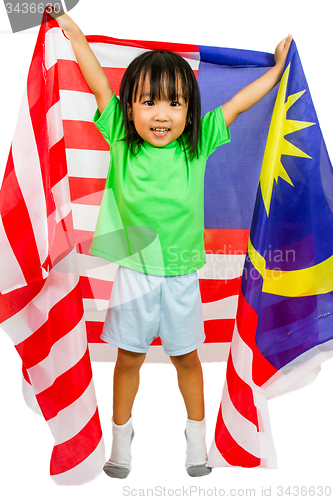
50, 12, 113, 114
222, 35, 293, 128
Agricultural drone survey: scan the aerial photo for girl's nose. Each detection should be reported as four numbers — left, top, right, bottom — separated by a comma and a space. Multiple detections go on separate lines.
154, 102, 169, 120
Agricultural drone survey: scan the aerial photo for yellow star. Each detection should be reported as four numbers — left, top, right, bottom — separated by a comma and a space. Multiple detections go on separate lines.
259, 63, 316, 216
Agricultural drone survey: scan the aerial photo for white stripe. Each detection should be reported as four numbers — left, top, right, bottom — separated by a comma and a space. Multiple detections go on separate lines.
77, 254, 118, 281
83, 298, 109, 313
202, 295, 239, 320
0, 215, 27, 293
28, 317, 87, 394
253, 391, 278, 467
83, 294, 238, 321
45, 27, 76, 70
207, 437, 231, 467
47, 100, 64, 148
48, 379, 99, 444
12, 88, 48, 267
51, 175, 72, 223
221, 380, 262, 458
90, 43, 200, 71
2, 249, 79, 345
77, 253, 242, 285
230, 323, 256, 389
66, 149, 110, 179
198, 254, 245, 280
22, 376, 42, 415
60, 90, 97, 122
91, 43, 148, 68
72, 204, 100, 231
52, 438, 105, 485
84, 307, 107, 324
88, 341, 231, 363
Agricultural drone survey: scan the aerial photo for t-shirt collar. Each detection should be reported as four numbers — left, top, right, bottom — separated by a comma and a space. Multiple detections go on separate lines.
143, 139, 179, 151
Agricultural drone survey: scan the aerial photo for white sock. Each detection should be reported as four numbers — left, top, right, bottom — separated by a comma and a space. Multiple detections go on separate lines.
185, 417, 208, 467
104, 416, 134, 478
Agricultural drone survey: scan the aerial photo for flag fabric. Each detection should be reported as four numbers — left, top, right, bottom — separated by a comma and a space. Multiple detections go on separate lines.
208, 43, 333, 467
1, 11, 333, 483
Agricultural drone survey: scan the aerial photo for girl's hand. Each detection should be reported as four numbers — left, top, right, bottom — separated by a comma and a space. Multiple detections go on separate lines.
274, 34, 293, 69
48, 10, 78, 37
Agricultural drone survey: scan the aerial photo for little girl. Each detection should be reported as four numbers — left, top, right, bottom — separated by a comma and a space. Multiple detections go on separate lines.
51, 11, 292, 479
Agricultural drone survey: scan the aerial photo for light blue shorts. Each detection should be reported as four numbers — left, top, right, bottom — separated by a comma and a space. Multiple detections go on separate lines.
101, 266, 205, 356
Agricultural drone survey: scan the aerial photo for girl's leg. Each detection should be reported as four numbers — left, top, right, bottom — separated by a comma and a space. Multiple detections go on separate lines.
113, 348, 146, 425
169, 349, 204, 421
104, 348, 146, 479
170, 349, 211, 477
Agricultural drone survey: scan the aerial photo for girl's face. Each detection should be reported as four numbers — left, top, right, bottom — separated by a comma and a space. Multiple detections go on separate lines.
128, 78, 189, 147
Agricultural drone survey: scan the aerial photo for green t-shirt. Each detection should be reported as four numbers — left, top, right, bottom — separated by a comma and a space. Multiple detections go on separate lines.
89, 94, 230, 276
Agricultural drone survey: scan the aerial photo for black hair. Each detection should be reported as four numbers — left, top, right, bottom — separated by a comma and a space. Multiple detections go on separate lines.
119, 50, 201, 159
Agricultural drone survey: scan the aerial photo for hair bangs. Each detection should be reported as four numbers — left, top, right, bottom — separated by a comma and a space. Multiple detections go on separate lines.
133, 56, 191, 105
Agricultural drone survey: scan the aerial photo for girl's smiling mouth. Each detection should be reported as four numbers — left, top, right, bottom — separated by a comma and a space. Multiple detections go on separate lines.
151, 127, 170, 137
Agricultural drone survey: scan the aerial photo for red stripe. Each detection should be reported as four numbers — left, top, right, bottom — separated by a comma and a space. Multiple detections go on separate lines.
151, 337, 162, 346
45, 62, 60, 113
49, 138, 68, 189
85, 319, 234, 344
58, 60, 126, 97
69, 177, 105, 204
58, 60, 93, 93
43, 13, 60, 34
63, 120, 109, 151
0, 280, 45, 323
36, 347, 93, 421
75, 229, 94, 256
27, 31, 56, 221
214, 404, 260, 467
74, 228, 247, 260
50, 409, 103, 476
48, 212, 76, 269
86, 321, 104, 343
85, 322, 162, 345
85, 322, 163, 347
0, 149, 44, 284
15, 283, 84, 369
199, 277, 241, 303
204, 228, 249, 254
86, 35, 199, 55
226, 355, 259, 429
80, 276, 113, 301
236, 290, 278, 387
204, 319, 234, 343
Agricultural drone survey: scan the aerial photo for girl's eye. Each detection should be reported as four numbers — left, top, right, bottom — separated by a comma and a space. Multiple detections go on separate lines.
170, 101, 180, 107
144, 101, 154, 106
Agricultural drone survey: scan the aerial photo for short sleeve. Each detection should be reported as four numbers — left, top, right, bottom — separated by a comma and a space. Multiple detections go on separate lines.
93, 94, 125, 147
200, 106, 230, 159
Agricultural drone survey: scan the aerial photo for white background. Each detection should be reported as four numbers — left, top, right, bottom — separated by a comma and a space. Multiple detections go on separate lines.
1, 0, 333, 498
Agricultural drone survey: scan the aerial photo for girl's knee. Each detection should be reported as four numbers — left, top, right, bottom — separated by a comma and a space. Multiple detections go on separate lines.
170, 350, 201, 371
116, 348, 146, 371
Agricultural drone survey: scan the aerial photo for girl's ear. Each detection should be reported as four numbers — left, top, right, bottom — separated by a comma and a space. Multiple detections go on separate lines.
127, 103, 132, 120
